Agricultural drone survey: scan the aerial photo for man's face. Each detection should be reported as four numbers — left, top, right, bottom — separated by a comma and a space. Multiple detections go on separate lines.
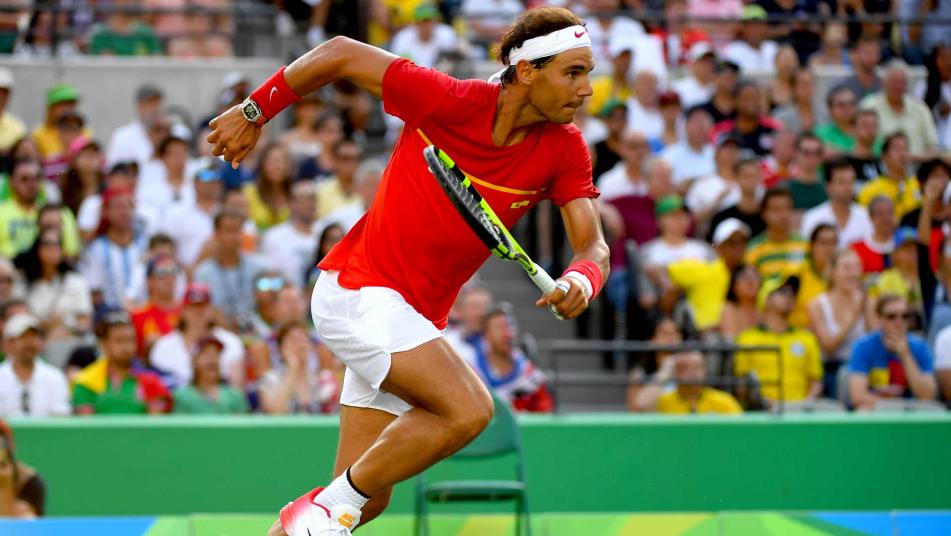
105, 194, 135, 230
647, 163, 674, 199
137, 96, 162, 122
856, 41, 881, 69
884, 137, 909, 171
870, 199, 897, 236
334, 143, 361, 181
736, 85, 761, 118
855, 113, 879, 143
884, 69, 907, 101
417, 19, 435, 41
716, 68, 738, 93
736, 162, 762, 194
742, 20, 768, 45
485, 314, 515, 357
763, 195, 793, 233
10, 162, 41, 204
924, 167, 951, 203
659, 209, 689, 238
217, 216, 243, 253
9, 329, 42, 362
148, 258, 178, 302
195, 345, 221, 380
633, 71, 658, 105
621, 131, 650, 167
827, 167, 857, 202
716, 144, 740, 173
880, 298, 909, 339
685, 111, 712, 142
527, 47, 595, 125
829, 90, 857, 125
692, 56, 714, 81
797, 139, 823, 173
47, 101, 75, 123
767, 286, 795, 315
674, 352, 705, 384
162, 140, 188, 172
718, 232, 749, 267
103, 324, 137, 364
290, 186, 316, 222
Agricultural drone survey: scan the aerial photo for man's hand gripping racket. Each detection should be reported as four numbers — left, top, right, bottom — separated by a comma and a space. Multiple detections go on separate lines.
423, 145, 583, 320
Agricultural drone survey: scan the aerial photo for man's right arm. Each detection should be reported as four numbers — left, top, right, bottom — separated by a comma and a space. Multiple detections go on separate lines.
284, 36, 398, 100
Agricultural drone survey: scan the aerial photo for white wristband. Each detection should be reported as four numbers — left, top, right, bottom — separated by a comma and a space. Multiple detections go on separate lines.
563, 271, 593, 300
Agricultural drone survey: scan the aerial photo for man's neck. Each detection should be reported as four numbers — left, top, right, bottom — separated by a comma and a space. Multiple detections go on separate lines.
830, 198, 851, 219
292, 217, 314, 233
677, 384, 703, 402
494, 86, 547, 147
885, 162, 905, 180
13, 196, 36, 212
661, 233, 686, 246
197, 198, 217, 214
217, 251, 240, 268
108, 228, 134, 247
11, 357, 35, 382
857, 68, 875, 84
108, 358, 133, 377
687, 137, 705, 152
153, 296, 177, 310
739, 192, 759, 210
834, 118, 854, 133
763, 312, 788, 333
797, 168, 819, 183
736, 115, 758, 132
886, 95, 904, 111
872, 230, 892, 244
766, 227, 789, 242
41, 263, 58, 280
853, 140, 874, 157
625, 162, 644, 182
486, 350, 515, 375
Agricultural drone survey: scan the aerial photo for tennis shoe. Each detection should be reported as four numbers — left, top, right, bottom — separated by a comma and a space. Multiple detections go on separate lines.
279, 487, 361, 536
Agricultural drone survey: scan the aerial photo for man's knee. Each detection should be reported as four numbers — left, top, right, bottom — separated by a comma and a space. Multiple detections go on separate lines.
444, 387, 494, 452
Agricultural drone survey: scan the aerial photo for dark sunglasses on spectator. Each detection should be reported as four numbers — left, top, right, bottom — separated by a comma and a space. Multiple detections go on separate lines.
256, 277, 284, 292
834, 99, 855, 107
882, 311, 915, 321
151, 267, 178, 278
39, 239, 61, 247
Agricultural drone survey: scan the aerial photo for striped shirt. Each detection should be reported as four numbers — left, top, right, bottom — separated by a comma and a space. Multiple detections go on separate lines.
744, 233, 808, 280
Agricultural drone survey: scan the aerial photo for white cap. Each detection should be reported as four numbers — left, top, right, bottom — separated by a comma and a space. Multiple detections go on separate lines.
712, 218, 752, 246
0, 67, 13, 89
219, 70, 249, 91
688, 41, 715, 62
4, 313, 40, 339
608, 34, 639, 58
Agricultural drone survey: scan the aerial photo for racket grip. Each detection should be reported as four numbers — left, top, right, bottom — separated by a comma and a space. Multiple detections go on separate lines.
528, 264, 566, 321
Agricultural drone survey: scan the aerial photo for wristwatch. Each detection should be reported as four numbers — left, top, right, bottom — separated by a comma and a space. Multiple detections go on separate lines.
240, 97, 267, 126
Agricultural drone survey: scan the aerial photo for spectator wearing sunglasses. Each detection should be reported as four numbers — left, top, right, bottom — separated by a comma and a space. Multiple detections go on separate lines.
0, 313, 70, 417
848, 295, 937, 410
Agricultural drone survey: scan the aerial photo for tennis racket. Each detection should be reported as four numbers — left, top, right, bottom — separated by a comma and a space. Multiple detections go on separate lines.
423, 145, 566, 320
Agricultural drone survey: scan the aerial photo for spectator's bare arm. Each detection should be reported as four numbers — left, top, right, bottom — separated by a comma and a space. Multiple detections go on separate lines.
936, 370, 951, 400
848, 373, 879, 411
630, 356, 677, 412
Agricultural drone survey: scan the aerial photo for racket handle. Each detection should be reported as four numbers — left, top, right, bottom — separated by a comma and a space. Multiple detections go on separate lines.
528, 264, 566, 321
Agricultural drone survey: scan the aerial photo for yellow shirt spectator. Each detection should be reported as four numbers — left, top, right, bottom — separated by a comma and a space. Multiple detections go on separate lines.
368, 0, 427, 46
0, 201, 81, 258
789, 260, 827, 329
587, 75, 633, 116
857, 175, 921, 218
657, 387, 743, 414
734, 327, 823, 402
0, 112, 26, 153
744, 234, 808, 281
32, 123, 93, 159
316, 179, 360, 220
667, 257, 730, 330
242, 183, 290, 231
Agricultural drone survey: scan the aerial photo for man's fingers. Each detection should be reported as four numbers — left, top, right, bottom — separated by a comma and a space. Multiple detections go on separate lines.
209, 116, 219, 129
231, 146, 252, 168
206, 129, 220, 144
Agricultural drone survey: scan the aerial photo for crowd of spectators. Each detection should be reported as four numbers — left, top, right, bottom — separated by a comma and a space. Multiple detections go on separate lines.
0, 1, 950, 427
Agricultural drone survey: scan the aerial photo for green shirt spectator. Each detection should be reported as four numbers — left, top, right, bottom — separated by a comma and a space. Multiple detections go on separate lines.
88, 21, 161, 56
174, 385, 248, 414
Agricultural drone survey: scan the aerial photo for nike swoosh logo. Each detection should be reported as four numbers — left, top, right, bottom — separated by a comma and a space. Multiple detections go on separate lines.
270, 87, 279, 103
574, 31, 585, 38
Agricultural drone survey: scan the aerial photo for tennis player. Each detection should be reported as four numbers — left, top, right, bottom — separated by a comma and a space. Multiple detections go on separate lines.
208, 7, 609, 536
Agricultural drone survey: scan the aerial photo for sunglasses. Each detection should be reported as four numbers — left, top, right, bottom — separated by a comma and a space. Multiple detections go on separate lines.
150, 267, 178, 278
255, 277, 284, 292
834, 100, 856, 107
882, 311, 915, 321
39, 239, 61, 247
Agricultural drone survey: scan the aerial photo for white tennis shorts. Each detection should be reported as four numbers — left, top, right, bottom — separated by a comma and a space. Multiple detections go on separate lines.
311, 271, 443, 416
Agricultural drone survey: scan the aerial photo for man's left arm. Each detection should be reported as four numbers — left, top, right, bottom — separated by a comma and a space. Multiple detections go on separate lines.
536, 198, 609, 319
898, 338, 938, 400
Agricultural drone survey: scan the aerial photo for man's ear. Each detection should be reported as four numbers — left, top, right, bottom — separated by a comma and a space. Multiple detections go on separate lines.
514, 60, 536, 86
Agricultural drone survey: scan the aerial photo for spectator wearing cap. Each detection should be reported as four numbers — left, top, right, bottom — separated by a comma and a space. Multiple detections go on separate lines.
87, 0, 161, 56
860, 60, 940, 159
686, 136, 742, 227
194, 211, 266, 324
870, 227, 925, 326
708, 157, 767, 242
137, 135, 197, 215
625, 71, 664, 140
43, 111, 87, 182
79, 186, 149, 310
13, 227, 92, 341
173, 335, 248, 415
772, 68, 823, 136
0, 159, 80, 259
76, 161, 156, 243
158, 166, 223, 270
712, 80, 783, 157
389, 4, 457, 70
0, 313, 70, 417
735, 275, 823, 405
802, 158, 873, 248
672, 42, 717, 109
73, 311, 171, 415
722, 5, 779, 74
130, 254, 180, 356
31, 84, 90, 159
641, 194, 714, 311
106, 84, 164, 169
816, 86, 861, 155
591, 100, 628, 180
848, 295, 937, 410
632, 351, 743, 414
0, 68, 25, 152
651, 91, 684, 152
903, 158, 951, 269
745, 188, 807, 280
840, 37, 884, 101
858, 132, 921, 219
149, 282, 245, 389
0, 300, 29, 357
852, 196, 898, 277
664, 218, 751, 333
587, 35, 636, 117
458, 305, 553, 413
261, 181, 320, 289
699, 60, 739, 124
784, 133, 828, 211
661, 106, 715, 193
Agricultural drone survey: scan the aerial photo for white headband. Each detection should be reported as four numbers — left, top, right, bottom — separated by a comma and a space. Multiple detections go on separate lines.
488, 25, 592, 84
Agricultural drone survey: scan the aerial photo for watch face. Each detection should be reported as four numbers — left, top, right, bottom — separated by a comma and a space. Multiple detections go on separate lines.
243, 103, 258, 119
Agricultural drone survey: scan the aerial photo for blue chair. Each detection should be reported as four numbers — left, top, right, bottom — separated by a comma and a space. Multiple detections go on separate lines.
414, 393, 531, 536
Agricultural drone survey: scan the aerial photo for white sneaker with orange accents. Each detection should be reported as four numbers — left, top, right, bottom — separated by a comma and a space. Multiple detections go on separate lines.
279, 487, 362, 536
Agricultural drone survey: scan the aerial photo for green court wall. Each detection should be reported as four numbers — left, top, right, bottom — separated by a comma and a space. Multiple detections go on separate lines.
9, 413, 951, 516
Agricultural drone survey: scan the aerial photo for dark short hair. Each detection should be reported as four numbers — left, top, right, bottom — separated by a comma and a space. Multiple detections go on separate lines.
149, 232, 176, 251
732, 78, 760, 98
796, 132, 821, 150
810, 223, 837, 245
875, 294, 906, 316
214, 209, 244, 230
157, 135, 188, 157
496, 7, 586, 85
916, 158, 951, 184
734, 157, 760, 175
826, 85, 857, 108
881, 131, 908, 154
96, 308, 133, 339
856, 109, 878, 122
761, 187, 793, 211
824, 156, 856, 184
685, 105, 712, 121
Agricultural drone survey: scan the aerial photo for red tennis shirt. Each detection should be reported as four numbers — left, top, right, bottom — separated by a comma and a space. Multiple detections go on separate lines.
319, 59, 598, 329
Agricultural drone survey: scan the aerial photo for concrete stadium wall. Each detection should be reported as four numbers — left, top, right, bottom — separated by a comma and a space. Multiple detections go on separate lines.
9, 413, 951, 516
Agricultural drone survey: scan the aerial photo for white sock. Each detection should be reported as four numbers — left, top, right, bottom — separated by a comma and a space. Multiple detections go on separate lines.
314, 469, 370, 510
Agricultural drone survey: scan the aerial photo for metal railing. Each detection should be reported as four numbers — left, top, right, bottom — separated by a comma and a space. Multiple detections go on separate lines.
542, 339, 786, 414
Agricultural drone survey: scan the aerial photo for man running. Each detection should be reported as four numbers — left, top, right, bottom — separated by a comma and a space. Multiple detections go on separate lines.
207, 7, 609, 536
